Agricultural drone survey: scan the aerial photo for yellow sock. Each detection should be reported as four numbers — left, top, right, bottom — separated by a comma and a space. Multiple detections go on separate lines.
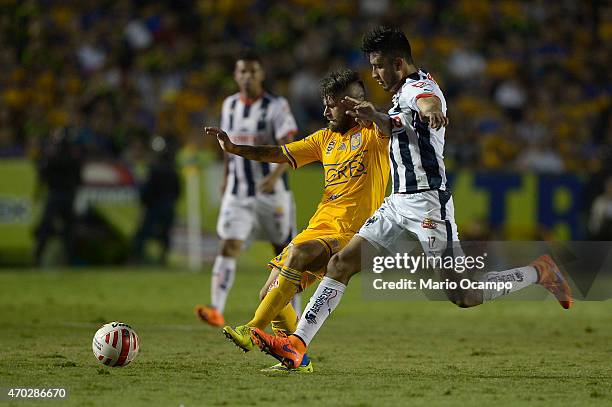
247, 267, 300, 329
271, 303, 298, 336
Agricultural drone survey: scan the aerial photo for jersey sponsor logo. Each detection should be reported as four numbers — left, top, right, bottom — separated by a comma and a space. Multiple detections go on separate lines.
350, 132, 362, 150
325, 193, 343, 202
324, 151, 367, 186
325, 140, 336, 155
487, 272, 525, 283
304, 310, 317, 324
421, 218, 437, 229
364, 215, 377, 227
305, 287, 338, 323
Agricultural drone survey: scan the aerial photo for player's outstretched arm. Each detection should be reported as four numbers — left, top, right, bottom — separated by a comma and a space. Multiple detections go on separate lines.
258, 133, 294, 193
416, 96, 449, 130
203, 126, 289, 163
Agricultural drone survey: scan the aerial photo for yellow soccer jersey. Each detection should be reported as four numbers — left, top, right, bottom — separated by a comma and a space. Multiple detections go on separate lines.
282, 124, 389, 234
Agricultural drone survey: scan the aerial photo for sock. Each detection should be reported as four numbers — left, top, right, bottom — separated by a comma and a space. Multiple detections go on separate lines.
293, 276, 346, 346
247, 268, 300, 329
481, 266, 538, 301
210, 255, 236, 313
271, 303, 298, 336
291, 292, 301, 316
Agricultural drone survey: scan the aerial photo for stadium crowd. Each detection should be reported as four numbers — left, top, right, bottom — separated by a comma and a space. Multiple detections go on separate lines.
1, 0, 610, 172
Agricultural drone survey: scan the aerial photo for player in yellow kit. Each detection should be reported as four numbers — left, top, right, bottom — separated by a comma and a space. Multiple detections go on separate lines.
204, 69, 391, 372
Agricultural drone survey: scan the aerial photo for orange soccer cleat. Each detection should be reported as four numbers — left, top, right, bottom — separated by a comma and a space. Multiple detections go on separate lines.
195, 305, 225, 327
531, 255, 573, 309
250, 328, 306, 369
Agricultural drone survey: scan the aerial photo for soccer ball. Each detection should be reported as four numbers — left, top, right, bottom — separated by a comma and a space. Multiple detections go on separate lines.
92, 322, 139, 367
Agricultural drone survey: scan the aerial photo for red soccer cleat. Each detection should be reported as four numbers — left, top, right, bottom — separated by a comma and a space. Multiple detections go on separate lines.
250, 328, 305, 369
195, 305, 225, 327
531, 255, 573, 309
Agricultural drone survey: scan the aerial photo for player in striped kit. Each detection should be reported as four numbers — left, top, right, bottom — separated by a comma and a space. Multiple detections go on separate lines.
196, 51, 300, 327
251, 26, 573, 369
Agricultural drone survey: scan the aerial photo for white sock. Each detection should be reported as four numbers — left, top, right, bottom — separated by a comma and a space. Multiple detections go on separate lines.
293, 277, 346, 346
291, 292, 301, 316
481, 266, 538, 301
210, 256, 236, 313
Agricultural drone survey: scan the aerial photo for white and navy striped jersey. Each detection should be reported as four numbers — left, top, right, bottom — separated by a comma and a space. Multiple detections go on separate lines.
388, 69, 448, 193
220, 92, 298, 197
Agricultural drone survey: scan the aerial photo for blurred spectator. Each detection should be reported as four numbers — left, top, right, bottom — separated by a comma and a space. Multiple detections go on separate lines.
516, 139, 565, 174
131, 135, 180, 264
34, 127, 83, 265
589, 177, 612, 240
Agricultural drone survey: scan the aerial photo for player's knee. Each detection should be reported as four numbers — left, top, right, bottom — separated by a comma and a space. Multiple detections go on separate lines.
327, 252, 357, 285
285, 244, 314, 270
449, 290, 481, 308
219, 240, 241, 257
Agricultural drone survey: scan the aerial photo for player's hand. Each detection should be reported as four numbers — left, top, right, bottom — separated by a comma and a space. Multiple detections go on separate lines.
204, 126, 235, 153
418, 110, 449, 130
344, 96, 376, 125
258, 174, 277, 194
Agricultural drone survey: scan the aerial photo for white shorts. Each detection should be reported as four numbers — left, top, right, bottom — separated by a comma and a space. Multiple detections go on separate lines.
358, 190, 460, 256
217, 191, 296, 247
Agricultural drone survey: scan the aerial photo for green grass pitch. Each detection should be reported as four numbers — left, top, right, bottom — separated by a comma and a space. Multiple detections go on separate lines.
1, 243, 611, 406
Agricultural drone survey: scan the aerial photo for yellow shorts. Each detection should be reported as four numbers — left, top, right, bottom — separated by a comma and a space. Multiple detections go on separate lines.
268, 228, 354, 291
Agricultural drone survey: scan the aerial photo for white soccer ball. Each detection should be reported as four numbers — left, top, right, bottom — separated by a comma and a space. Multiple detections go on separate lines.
92, 322, 139, 367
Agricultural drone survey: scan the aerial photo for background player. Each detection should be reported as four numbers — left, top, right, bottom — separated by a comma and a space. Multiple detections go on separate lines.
251, 26, 573, 369
205, 68, 390, 372
195, 51, 299, 327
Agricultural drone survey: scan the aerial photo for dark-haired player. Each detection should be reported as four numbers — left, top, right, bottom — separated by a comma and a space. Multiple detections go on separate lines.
195, 51, 299, 328
251, 26, 573, 369
205, 68, 390, 372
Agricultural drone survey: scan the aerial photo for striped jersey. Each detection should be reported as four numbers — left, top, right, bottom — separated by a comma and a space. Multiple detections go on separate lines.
388, 69, 448, 193
220, 92, 298, 197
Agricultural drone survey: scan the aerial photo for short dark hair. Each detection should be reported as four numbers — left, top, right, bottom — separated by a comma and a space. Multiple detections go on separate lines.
320, 68, 364, 100
361, 26, 413, 63
236, 49, 261, 63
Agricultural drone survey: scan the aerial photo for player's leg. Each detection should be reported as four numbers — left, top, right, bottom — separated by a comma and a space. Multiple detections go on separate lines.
255, 266, 298, 336
253, 200, 401, 368
223, 239, 328, 354
196, 197, 253, 327
251, 235, 371, 369
405, 190, 518, 308
211, 238, 242, 311
436, 194, 571, 308
196, 239, 242, 326
261, 272, 317, 373
263, 190, 302, 315
272, 241, 302, 314
294, 235, 367, 342
246, 239, 329, 329
259, 267, 299, 337
444, 255, 571, 309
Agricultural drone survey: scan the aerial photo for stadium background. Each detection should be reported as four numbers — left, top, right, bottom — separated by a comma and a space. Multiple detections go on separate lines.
0, 1, 611, 406
1, 0, 611, 265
